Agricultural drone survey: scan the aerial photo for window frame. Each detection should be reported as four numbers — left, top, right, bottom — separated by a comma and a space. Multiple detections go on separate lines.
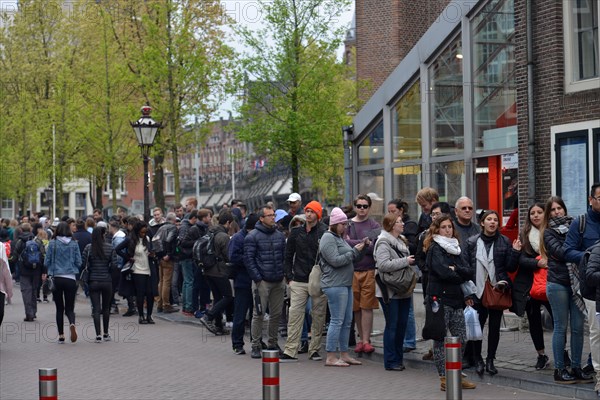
563, 0, 600, 93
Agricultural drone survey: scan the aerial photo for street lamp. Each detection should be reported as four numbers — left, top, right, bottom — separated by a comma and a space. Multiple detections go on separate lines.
131, 105, 162, 222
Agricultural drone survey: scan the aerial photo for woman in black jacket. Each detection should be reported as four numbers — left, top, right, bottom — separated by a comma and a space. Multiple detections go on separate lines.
116, 220, 158, 325
542, 196, 592, 384
82, 226, 118, 342
424, 215, 476, 391
465, 209, 521, 376
511, 203, 552, 369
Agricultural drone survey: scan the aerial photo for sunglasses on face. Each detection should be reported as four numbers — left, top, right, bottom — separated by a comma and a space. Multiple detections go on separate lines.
355, 204, 369, 209
461, 206, 473, 211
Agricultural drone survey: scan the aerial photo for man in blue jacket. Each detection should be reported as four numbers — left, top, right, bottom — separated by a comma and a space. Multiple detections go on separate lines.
244, 205, 286, 358
563, 183, 600, 386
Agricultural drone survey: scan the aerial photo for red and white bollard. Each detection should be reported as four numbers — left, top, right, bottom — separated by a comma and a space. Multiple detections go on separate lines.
262, 349, 279, 400
445, 337, 462, 400
39, 368, 58, 400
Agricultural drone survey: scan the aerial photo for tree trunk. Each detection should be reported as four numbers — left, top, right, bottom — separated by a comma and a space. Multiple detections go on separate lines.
153, 151, 165, 211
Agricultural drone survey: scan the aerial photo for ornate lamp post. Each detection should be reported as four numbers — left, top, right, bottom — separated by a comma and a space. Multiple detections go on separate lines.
131, 105, 162, 222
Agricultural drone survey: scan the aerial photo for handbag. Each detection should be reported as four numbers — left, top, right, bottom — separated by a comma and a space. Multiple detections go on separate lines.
464, 305, 483, 341
308, 249, 323, 297
481, 279, 512, 310
375, 239, 417, 296
46, 276, 56, 292
530, 268, 548, 302
422, 296, 446, 341
80, 250, 91, 285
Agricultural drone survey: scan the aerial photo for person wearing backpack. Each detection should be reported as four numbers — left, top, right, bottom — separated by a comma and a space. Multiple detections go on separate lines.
199, 210, 234, 335
563, 183, 600, 386
14, 223, 46, 322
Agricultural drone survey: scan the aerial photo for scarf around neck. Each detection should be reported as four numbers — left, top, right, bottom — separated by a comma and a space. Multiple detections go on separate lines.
432, 235, 461, 255
548, 215, 572, 234
529, 226, 541, 254
475, 237, 496, 298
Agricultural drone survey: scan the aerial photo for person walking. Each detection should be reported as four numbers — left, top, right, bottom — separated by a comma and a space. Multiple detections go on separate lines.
0, 241, 14, 326
320, 207, 367, 367
82, 226, 118, 342
44, 222, 82, 343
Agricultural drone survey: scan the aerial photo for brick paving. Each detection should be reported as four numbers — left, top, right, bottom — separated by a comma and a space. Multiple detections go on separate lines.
0, 283, 594, 399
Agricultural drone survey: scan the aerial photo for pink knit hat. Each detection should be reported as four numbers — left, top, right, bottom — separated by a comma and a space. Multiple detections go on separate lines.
329, 207, 348, 226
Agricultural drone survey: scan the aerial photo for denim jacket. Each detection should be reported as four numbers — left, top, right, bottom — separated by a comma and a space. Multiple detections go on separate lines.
44, 238, 82, 276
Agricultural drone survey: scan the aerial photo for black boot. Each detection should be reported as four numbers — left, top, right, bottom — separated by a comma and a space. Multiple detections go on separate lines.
486, 358, 498, 375
476, 359, 485, 377
139, 314, 148, 324
571, 367, 594, 383
554, 368, 576, 384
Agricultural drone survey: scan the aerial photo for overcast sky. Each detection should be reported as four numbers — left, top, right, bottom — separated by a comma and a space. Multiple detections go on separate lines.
217, 0, 354, 118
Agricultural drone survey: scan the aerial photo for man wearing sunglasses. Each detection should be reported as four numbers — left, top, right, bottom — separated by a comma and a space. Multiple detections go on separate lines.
454, 197, 480, 249
346, 194, 381, 354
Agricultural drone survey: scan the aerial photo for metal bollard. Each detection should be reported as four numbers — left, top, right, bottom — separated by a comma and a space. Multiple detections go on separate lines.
262, 349, 280, 400
39, 368, 58, 400
445, 337, 462, 400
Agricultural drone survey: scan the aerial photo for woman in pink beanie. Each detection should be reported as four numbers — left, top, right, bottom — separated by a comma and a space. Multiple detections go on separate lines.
319, 207, 367, 367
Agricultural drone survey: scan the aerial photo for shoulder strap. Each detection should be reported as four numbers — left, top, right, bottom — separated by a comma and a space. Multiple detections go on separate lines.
578, 214, 587, 248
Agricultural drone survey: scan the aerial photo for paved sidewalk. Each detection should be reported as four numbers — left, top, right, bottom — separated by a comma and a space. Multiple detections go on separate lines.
159, 286, 598, 399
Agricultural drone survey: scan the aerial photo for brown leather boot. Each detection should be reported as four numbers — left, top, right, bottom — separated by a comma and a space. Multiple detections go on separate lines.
440, 377, 446, 391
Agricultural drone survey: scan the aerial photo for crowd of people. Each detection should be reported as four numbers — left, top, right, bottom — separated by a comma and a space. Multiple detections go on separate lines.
1, 185, 600, 396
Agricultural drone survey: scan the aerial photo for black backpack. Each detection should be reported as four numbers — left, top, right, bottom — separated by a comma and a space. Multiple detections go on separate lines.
20, 238, 42, 269
152, 224, 177, 257
192, 232, 219, 271
579, 240, 600, 301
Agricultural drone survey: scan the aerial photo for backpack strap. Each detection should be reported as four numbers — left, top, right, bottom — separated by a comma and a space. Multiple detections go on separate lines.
578, 214, 587, 249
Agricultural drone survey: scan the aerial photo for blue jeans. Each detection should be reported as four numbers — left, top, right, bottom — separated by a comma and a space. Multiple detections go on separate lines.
547, 282, 585, 369
180, 259, 195, 312
403, 296, 416, 349
323, 286, 353, 353
379, 297, 411, 369
232, 287, 252, 349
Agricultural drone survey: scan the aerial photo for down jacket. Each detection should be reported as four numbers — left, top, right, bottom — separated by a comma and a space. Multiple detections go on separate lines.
374, 230, 414, 300
544, 225, 570, 287
426, 241, 472, 309
82, 242, 118, 283
584, 242, 600, 312
244, 222, 286, 283
464, 232, 519, 290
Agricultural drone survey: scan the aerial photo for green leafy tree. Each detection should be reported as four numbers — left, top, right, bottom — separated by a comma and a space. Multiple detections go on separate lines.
235, 0, 355, 200
102, 0, 238, 208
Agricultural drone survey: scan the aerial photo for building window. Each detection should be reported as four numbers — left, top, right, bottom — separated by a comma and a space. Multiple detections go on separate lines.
472, 0, 516, 152
429, 35, 464, 157
555, 131, 589, 216
564, 0, 599, 92
392, 81, 422, 161
358, 121, 384, 166
165, 174, 175, 195
75, 193, 86, 208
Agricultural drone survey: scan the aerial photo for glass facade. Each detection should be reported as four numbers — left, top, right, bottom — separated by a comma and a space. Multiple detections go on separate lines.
392, 81, 422, 161
429, 36, 464, 157
472, 0, 516, 152
391, 165, 421, 221
357, 169, 385, 217
432, 160, 465, 206
358, 121, 384, 166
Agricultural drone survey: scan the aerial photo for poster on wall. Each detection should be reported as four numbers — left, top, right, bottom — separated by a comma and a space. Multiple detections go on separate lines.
560, 138, 588, 217
501, 153, 519, 227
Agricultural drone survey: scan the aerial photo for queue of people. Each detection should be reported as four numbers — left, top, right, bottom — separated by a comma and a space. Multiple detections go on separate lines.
1, 184, 600, 399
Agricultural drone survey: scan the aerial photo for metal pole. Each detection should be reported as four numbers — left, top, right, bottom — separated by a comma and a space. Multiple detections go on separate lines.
195, 116, 200, 201
143, 154, 150, 223
445, 336, 462, 400
52, 125, 56, 221
231, 148, 235, 199
262, 349, 279, 400
39, 368, 57, 400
